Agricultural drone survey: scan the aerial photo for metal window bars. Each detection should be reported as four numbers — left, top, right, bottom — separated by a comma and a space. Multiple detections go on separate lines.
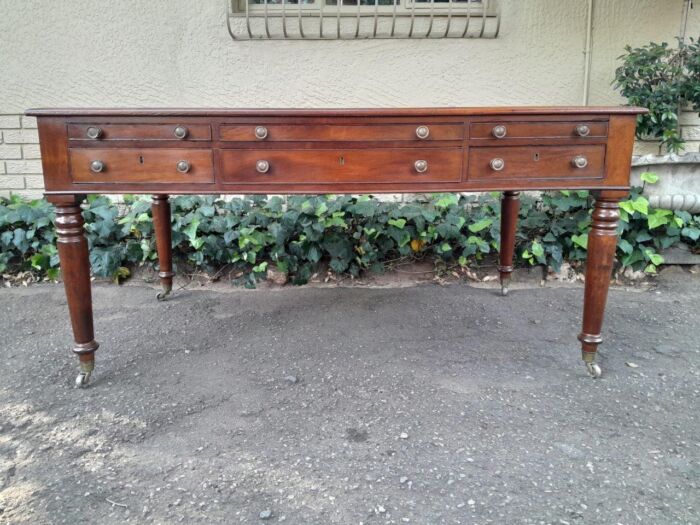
226, 0, 500, 40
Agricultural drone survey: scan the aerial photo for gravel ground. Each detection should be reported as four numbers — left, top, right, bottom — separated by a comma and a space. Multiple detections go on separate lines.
0, 268, 698, 525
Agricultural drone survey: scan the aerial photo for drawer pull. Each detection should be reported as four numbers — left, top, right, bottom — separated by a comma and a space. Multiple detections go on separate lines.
415, 126, 430, 140
255, 126, 268, 140
90, 160, 105, 173
572, 155, 588, 169
256, 159, 270, 173
176, 160, 191, 173
491, 125, 507, 139
414, 159, 428, 173
173, 126, 189, 139
86, 127, 102, 140
489, 158, 505, 171
575, 124, 591, 137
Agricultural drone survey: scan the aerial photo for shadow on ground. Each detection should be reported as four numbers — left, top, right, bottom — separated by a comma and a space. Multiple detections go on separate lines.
0, 268, 698, 524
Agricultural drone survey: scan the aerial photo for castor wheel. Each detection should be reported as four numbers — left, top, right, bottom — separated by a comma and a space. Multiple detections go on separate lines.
75, 360, 94, 388
156, 288, 171, 301
586, 362, 602, 379
75, 371, 91, 388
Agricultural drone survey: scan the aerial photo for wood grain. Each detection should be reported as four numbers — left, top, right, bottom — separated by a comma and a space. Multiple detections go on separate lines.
471, 121, 608, 140
220, 123, 464, 142
468, 145, 606, 181
219, 148, 463, 184
69, 148, 215, 184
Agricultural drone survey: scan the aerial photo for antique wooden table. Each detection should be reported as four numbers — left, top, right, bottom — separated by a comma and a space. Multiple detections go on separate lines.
27, 107, 645, 387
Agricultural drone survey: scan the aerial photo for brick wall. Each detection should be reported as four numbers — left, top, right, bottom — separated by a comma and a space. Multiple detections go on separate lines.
2, 112, 699, 200
0, 114, 42, 199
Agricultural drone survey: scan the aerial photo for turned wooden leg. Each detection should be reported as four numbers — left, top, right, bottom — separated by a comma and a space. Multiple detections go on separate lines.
152, 194, 174, 301
578, 190, 625, 378
498, 191, 520, 296
51, 196, 99, 387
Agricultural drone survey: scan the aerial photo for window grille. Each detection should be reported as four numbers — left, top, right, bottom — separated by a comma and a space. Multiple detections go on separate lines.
226, 0, 500, 40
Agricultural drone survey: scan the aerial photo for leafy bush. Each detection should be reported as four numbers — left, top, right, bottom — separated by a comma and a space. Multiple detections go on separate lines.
1, 189, 699, 286
614, 37, 700, 153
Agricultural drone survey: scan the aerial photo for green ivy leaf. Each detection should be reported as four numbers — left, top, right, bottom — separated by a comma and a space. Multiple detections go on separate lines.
647, 209, 671, 229
618, 238, 634, 254
388, 218, 406, 229
640, 172, 660, 184
571, 233, 589, 250
531, 240, 544, 258
468, 218, 493, 233
631, 196, 649, 215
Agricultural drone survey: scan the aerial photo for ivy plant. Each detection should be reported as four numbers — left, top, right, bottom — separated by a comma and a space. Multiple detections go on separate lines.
1, 191, 698, 287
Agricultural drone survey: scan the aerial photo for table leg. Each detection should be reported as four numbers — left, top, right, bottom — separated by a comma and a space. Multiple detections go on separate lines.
578, 190, 624, 378
52, 196, 99, 387
152, 194, 174, 301
498, 191, 520, 296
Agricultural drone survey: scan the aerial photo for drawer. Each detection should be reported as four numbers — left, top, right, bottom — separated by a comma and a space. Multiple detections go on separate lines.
471, 121, 607, 140
468, 145, 605, 180
219, 123, 464, 142
67, 123, 212, 141
69, 148, 214, 183
220, 148, 463, 184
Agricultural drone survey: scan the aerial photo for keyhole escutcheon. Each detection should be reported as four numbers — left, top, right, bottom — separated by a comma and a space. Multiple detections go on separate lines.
339, 155, 345, 166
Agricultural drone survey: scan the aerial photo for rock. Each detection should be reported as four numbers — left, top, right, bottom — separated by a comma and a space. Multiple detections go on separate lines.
376, 505, 386, 514
284, 375, 299, 384
259, 509, 273, 520
266, 266, 288, 286
399, 477, 408, 484
399, 432, 409, 440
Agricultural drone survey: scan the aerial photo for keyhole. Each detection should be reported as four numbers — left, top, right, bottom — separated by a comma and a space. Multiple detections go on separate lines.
339, 155, 345, 166
138, 155, 145, 165
533, 152, 540, 161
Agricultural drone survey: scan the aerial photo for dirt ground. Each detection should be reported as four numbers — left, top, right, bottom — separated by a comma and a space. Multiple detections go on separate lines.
0, 267, 698, 524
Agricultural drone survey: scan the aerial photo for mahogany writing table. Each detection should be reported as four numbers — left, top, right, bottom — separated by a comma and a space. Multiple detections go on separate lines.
27, 107, 646, 386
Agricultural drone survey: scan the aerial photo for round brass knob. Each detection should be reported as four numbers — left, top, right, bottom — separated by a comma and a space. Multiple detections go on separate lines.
176, 160, 191, 173
86, 126, 102, 140
572, 155, 588, 169
414, 160, 428, 173
575, 124, 591, 137
255, 126, 268, 140
90, 160, 104, 173
174, 126, 188, 139
256, 160, 270, 173
492, 125, 507, 139
489, 158, 505, 171
416, 126, 430, 140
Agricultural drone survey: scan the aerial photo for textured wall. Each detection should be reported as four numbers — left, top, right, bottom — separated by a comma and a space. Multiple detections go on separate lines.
0, 0, 698, 197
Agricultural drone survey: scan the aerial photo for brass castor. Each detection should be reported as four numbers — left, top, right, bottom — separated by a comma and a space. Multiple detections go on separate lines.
156, 286, 172, 301
500, 276, 510, 296
75, 360, 94, 388
586, 362, 602, 379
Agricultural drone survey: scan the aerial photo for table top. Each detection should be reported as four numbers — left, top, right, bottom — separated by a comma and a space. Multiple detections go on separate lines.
26, 106, 648, 117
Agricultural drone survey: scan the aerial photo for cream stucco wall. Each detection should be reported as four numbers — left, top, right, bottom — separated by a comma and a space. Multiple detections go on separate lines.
0, 0, 698, 197
1, 0, 698, 110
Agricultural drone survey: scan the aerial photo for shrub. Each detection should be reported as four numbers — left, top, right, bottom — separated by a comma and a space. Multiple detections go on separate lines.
614, 37, 700, 153
1, 190, 698, 286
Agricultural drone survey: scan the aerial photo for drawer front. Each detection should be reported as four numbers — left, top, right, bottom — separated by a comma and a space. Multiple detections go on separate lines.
219, 123, 464, 142
471, 121, 608, 140
69, 148, 214, 183
468, 145, 605, 180
67, 123, 212, 141
220, 148, 463, 184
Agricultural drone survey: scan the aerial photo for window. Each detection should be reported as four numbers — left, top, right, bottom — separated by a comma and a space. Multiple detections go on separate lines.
227, 0, 500, 40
